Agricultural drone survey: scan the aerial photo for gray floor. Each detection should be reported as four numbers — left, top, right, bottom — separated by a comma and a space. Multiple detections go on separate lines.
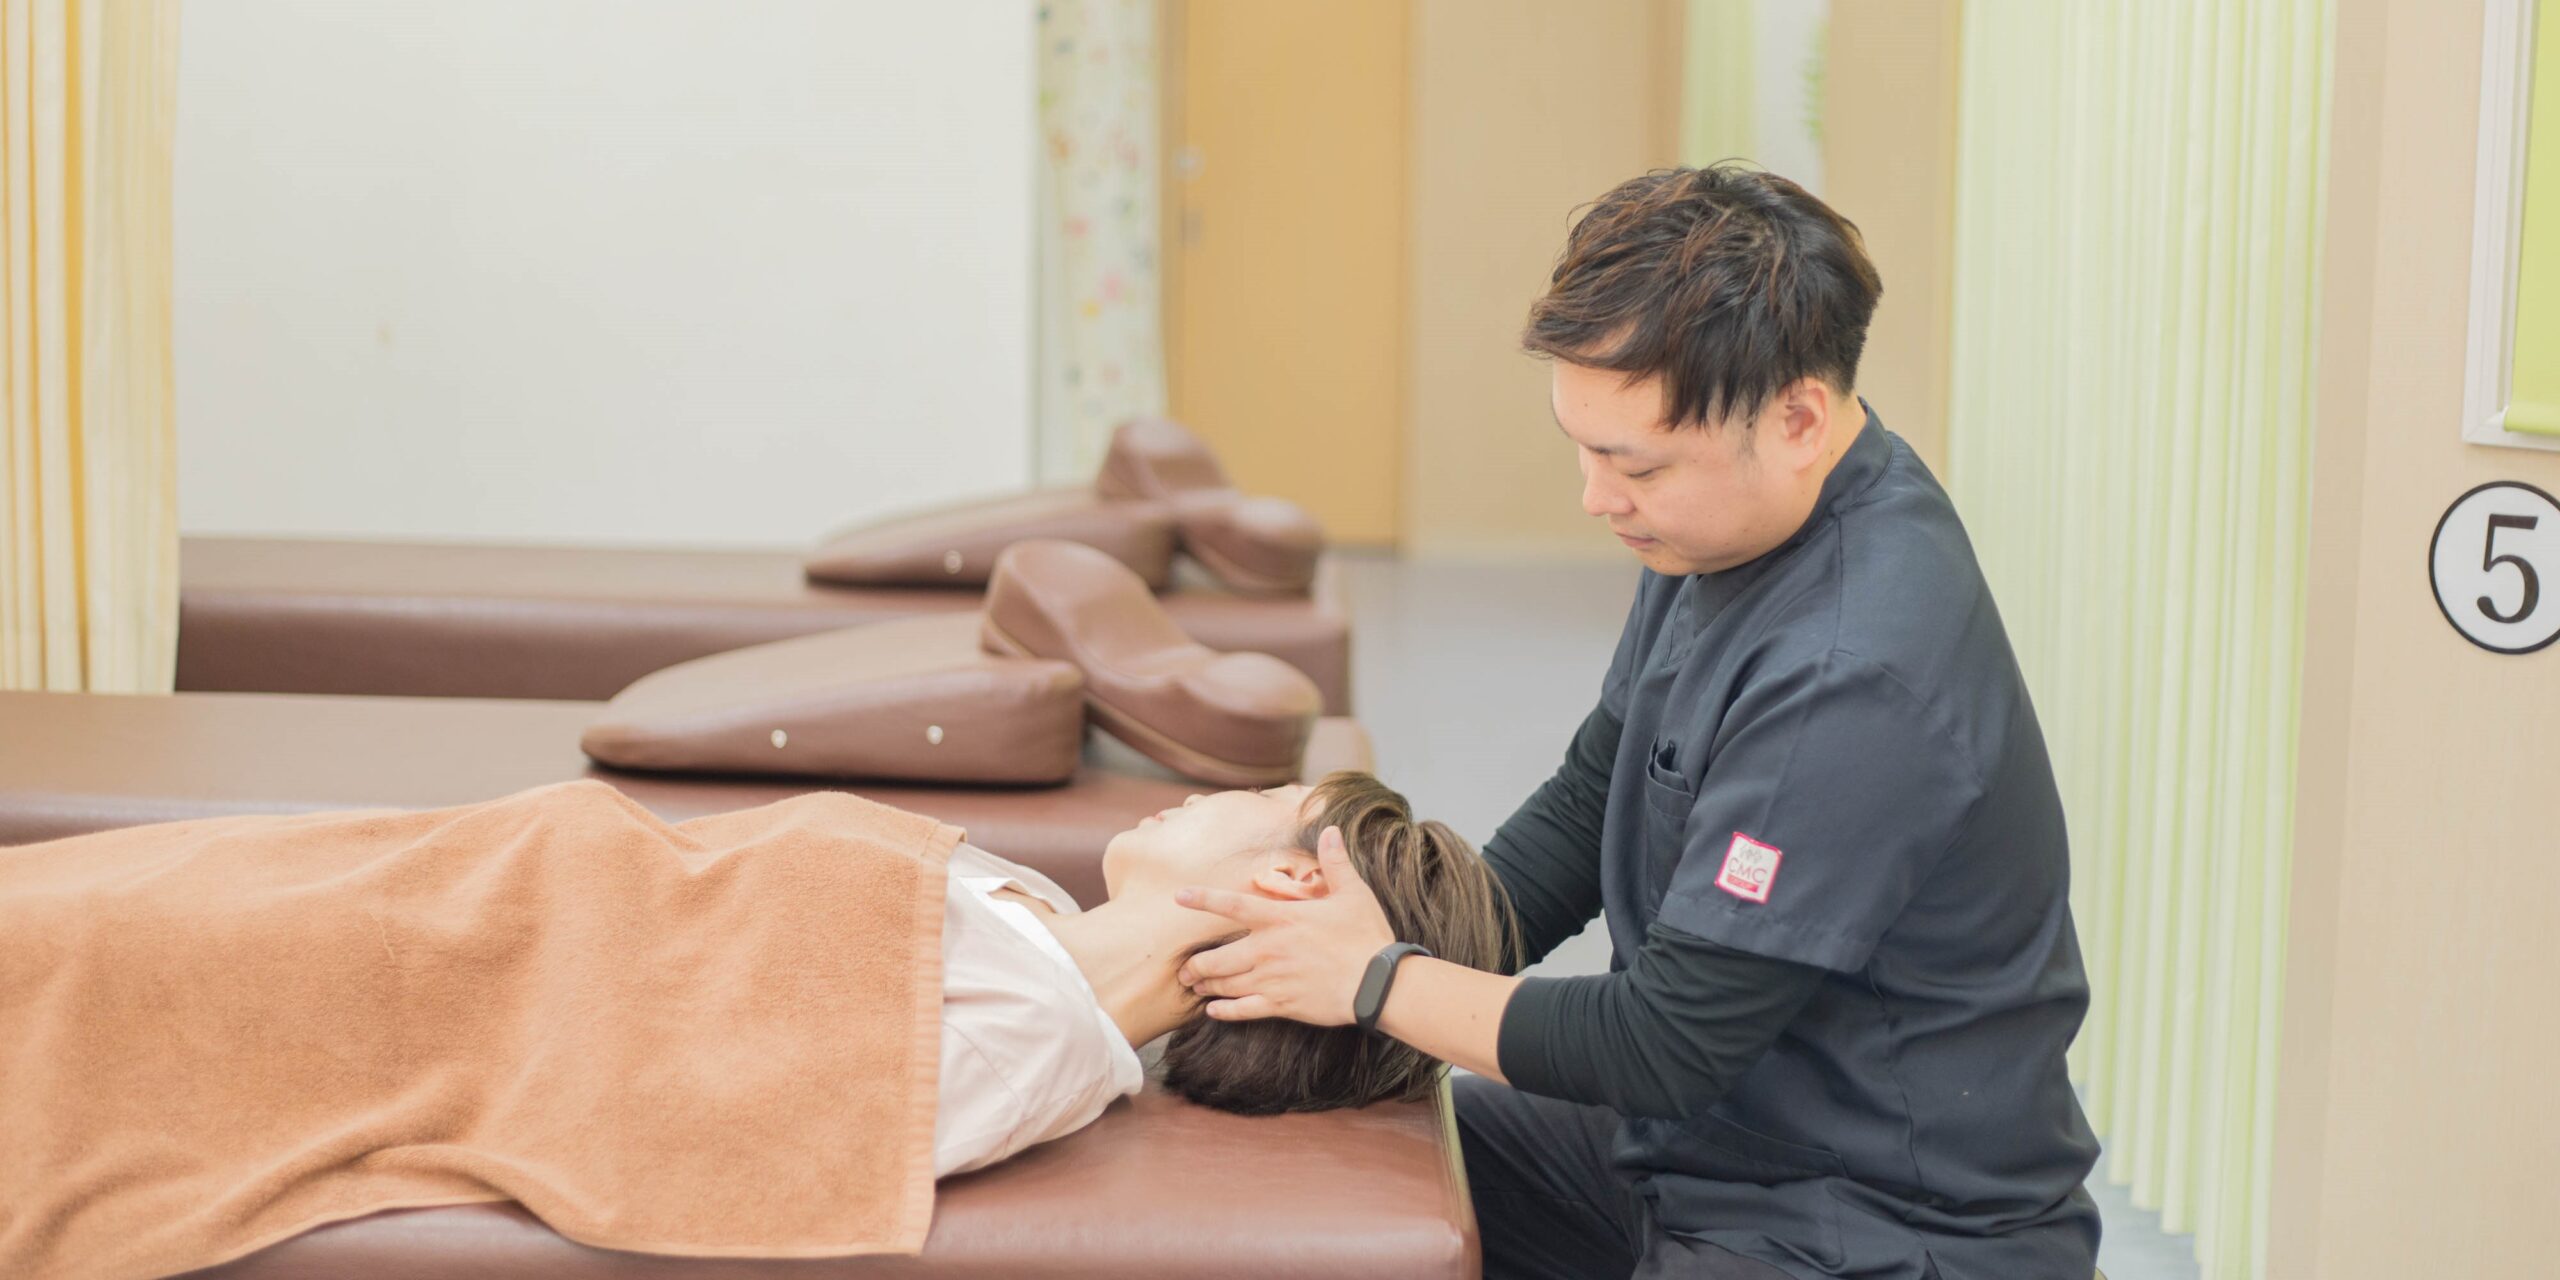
1338, 552, 2196, 1280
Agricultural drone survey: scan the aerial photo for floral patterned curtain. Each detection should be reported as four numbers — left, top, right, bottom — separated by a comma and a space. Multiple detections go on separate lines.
1033, 0, 1167, 483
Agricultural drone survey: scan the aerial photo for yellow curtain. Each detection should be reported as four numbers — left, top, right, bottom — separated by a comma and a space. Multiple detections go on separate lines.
0, 0, 178, 693
1945, 2, 2329, 1278
2507, 0, 2560, 435
1681, 0, 1755, 166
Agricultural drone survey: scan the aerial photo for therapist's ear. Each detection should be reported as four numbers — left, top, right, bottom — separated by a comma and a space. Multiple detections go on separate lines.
1768, 377, 1837, 470
1249, 851, 1329, 901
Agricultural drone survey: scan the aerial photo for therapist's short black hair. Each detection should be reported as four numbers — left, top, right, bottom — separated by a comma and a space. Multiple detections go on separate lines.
1523, 163, 1884, 431
1158, 772, 1521, 1115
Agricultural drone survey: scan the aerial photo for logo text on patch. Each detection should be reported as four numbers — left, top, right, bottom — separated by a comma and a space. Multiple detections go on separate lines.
1715, 833, 1783, 904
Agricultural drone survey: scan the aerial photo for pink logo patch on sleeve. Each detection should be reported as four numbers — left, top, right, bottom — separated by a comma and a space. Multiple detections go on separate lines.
1715, 833, 1783, 904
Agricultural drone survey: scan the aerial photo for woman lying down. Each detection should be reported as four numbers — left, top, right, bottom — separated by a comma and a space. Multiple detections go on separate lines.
934, 771, 1517, 1171
0, 772, 1515, 1279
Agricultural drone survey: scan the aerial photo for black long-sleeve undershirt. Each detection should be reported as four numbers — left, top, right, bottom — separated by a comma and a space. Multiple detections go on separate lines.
1498, 923, 1824, 1121
1478, 702, 1827, 1122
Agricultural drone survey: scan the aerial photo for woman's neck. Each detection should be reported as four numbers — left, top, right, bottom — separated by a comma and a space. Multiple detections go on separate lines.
1035, 889, 1229, 1047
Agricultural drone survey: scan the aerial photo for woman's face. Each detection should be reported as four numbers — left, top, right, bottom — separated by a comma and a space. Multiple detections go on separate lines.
1101, 784, 1314, 900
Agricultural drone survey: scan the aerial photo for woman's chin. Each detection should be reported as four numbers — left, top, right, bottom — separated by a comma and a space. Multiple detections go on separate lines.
1098, 835, 1155, 903
1096, 845, 1125, 901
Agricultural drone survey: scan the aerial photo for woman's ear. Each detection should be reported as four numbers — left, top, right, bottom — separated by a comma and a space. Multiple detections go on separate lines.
1249, 850, 1329, 901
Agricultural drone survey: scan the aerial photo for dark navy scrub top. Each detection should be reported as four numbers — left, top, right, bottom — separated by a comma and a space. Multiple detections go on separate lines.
1592, 410, 2099, 1278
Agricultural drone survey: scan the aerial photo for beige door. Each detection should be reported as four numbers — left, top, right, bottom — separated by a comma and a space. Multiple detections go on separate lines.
1161, 0, 1406, 547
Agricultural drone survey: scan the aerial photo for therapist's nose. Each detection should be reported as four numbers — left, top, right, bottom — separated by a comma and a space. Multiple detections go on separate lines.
1580, 456, 1632, 519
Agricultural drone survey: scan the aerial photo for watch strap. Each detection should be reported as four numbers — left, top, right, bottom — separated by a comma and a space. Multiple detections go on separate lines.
1352, 941, 1433, 1035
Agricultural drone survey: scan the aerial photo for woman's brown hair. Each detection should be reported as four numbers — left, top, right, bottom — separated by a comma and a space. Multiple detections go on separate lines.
1157, 771, 1521, 1114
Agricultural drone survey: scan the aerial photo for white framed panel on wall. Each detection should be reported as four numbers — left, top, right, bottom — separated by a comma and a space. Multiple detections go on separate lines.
1679, 0, 1830, 195
1749, 0, 1828, 195
175, 0, 1037, 548
2466, 0, 2560, 452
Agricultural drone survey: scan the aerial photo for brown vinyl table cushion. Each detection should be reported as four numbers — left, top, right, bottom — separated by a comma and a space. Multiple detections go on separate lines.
1096, 418, 1324, 595
804, 487, 1178, 589
175, 536, 1353, 712
581, 616, 1089, 785
181, 1088, 1475, 1280
0, 691, 1372, 908
983, 540, 1319, 787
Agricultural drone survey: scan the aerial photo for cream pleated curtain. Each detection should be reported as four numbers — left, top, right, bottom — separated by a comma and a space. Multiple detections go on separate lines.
0, 0, 179, 693
1945, 3, 2329, 1278
1032, 0, 1166, 484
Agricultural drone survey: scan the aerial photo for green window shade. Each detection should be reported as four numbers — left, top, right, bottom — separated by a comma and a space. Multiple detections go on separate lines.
2508, 4, 2560, 436
1945, 2, 2328, 1277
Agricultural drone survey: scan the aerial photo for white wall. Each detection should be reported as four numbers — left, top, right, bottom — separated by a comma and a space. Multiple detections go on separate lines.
174, 0, 1034, 548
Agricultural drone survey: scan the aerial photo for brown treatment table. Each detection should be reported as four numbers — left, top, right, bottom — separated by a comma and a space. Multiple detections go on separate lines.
173, 536, 1355, 713
174, 1089, 1474, 1280
2, 692, 1476, 1278
0, 691, 1372, 909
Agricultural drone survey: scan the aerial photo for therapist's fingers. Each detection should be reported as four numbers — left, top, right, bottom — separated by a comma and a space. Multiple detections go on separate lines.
1315, 825, 1361, 885
1185, 972, 1255, 999
1203, 994, 1281, 1022
1173, 885, 1282, 926
1178, 938, 1260, 985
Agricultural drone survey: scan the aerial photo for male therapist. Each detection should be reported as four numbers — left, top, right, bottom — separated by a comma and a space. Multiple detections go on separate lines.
1175, 164, 2101, 1279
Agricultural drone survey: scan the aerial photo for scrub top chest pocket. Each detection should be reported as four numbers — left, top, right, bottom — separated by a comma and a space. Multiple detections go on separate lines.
1639, 735, 1698, 902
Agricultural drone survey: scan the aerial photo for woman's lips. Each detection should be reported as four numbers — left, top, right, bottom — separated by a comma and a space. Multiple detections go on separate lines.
1616, 532, 1655, 548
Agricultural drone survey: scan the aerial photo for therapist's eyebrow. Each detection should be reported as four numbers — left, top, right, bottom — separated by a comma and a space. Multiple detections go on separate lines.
1553, 410, 1652, 462
1556, 407, 1658, 463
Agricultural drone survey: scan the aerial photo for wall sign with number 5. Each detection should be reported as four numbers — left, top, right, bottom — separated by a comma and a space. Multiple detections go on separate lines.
2430, 481, 2560, 654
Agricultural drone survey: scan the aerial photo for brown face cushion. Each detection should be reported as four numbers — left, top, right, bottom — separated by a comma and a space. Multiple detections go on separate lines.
1095, 419, 1323, 595
804, 487, 1178, 589
581, 614, 1086, 784
981, 539, 1318, 788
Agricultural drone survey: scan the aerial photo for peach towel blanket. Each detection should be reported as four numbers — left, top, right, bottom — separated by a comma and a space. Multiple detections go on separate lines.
0, 780, 959, 1280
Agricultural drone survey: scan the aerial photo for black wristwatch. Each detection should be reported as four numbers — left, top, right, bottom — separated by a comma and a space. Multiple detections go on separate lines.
1352, 941, 1433, 1035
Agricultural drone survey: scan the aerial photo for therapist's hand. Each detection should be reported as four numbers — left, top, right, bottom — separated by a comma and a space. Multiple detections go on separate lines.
1175, 825, 1394, 1026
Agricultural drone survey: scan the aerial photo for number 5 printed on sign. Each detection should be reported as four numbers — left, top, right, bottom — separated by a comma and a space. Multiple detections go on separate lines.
2431, 481, 2560, 654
